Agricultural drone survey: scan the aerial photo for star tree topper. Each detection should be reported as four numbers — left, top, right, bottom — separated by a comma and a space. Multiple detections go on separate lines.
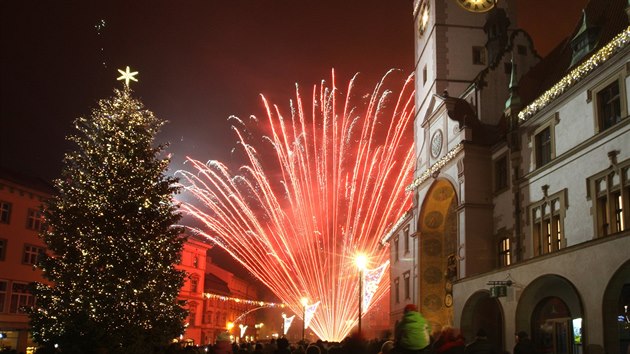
117, 66, 139, 87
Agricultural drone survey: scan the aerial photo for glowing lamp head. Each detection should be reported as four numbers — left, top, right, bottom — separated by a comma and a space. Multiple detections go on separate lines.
355, 254, 368, 271
301, 297, 309, 307
227, 322, 234, 330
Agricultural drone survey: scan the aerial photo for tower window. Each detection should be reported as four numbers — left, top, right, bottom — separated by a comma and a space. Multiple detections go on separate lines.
472, 46, 487, 65
597, 80, 621, 131
498, 237, 511, 266
423, 65, 428, 86
535, 127, 552, 168
494, 154, 509, 192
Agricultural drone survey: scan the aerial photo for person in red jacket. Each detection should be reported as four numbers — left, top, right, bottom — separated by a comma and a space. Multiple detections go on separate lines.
434, 326, 465, 354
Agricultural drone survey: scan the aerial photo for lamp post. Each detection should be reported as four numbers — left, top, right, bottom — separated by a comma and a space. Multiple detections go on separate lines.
355, 254, 368, 338
300, 297, 308, 342
227, 321, 235, 342
255, 323, 264, 341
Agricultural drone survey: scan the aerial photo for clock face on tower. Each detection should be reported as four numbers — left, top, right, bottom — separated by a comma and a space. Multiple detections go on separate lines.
456, 0, 496, 13
430, 129, 443, 158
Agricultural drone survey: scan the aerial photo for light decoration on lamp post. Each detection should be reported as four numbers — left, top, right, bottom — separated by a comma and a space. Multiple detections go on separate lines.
355, 253, 368, 337
239, 324, 248, 339
282, 313, 295, 335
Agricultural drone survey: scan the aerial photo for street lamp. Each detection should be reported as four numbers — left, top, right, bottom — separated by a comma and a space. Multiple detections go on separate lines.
300, 297, 308, 342
255, 323, 264, 341
355, 253, 368, 338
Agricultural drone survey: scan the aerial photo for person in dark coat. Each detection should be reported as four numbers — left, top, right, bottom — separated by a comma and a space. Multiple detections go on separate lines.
514, 331, 536, 354
464, 329, 497, 354
275, 337, 292, 354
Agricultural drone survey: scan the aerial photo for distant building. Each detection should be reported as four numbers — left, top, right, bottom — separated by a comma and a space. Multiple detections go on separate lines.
202, 258, 260, 344
178, 235, 213, 346
177, 238, 266, 346
0, 168, 54, 353
384, 0, 629, 353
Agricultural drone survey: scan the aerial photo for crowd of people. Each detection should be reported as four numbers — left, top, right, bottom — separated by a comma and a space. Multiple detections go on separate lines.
154, 304, 538, 354
27, 304, 539, 354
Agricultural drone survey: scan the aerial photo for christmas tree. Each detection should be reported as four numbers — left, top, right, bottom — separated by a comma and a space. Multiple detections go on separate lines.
29, 68, 187, 354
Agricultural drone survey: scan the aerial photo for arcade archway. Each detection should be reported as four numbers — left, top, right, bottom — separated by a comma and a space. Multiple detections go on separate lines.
417, 178, 458, 330
603, 260, 630, 354
461, 290, 504, 351
515, 275, 583, 354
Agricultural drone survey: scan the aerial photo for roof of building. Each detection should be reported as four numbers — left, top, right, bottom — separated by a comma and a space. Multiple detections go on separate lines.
204, 272, 232, 295
518, 0, 629, 109
0, 166, 55, 195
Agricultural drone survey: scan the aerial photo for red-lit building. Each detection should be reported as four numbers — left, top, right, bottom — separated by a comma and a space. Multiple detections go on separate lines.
0, 168, 53, 353
177, 235, 213, 346
177, 236, 263, 346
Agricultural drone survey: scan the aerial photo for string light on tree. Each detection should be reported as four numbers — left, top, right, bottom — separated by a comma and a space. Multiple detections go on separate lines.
28, 68, 186, 353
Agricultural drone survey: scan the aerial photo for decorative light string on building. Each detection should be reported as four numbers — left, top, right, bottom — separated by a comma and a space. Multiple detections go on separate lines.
204, 293, 287, 308
406, 143, 464, 192
380, 210, 412, 245
519, 27, 630, 121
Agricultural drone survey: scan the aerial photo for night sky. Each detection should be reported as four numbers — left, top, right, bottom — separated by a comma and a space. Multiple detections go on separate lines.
1, 0, 588, 182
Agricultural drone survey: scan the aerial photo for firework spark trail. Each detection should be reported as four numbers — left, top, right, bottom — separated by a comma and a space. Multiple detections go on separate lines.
177, 70, 415, 341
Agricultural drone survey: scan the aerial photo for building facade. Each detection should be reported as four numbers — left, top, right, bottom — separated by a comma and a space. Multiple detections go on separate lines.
0, 169, 53, 353
385, 0, 630, 353
202, 259, 260, 344
175, 238, 266, 346
178, 235, 213, 346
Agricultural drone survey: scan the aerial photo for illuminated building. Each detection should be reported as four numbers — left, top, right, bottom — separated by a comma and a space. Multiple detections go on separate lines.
175, 236, 263, 346
202, 260, 259, 344
177, 235, 213, 346
383, 0, 630, 352
0, 169, 53, 353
